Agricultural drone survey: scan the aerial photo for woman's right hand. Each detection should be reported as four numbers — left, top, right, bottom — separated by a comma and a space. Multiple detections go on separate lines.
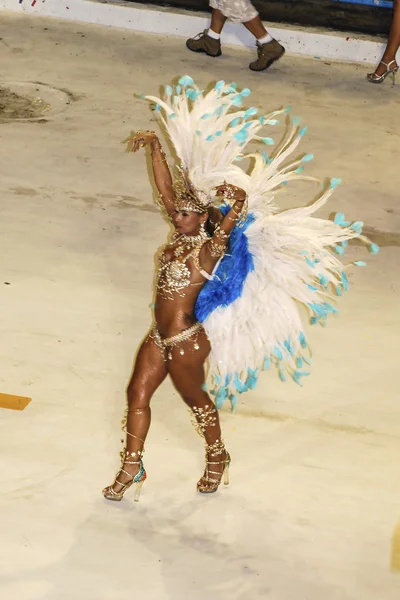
124, 130, 158, 153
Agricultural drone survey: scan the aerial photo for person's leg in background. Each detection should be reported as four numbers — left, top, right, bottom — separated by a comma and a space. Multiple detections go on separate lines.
186, 0, 285, 71
242, 14, 285, 71
186, 8, 226, 57
368, 0, 400, 83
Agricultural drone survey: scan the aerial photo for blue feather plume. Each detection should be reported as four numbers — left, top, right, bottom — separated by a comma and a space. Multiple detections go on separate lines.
195, 207, 255, 322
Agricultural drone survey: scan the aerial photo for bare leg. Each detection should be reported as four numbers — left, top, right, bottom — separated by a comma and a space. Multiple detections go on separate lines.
168, 329, 229, 493
210, 8, 227, 34
103, 333, 167, 496
243, 15, 270, 39
370, 0, 400, 77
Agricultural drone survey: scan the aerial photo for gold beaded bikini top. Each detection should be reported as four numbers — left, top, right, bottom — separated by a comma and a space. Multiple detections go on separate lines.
157, 235, 213, 300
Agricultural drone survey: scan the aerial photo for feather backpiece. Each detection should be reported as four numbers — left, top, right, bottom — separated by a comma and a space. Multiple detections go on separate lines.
142, 76, 378, 408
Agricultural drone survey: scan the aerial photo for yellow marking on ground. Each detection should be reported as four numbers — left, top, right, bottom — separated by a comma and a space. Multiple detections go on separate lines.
0, 393, 31, 411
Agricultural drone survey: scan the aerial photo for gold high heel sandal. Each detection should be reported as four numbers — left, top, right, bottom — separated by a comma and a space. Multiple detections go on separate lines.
367, 60, 398, 85
197, 440, 231, 494
102, 448, 146, 502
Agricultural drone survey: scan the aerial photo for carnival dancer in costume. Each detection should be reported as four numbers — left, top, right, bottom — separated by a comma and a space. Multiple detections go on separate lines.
102, 141, 246, 501
103, 76, 378, 503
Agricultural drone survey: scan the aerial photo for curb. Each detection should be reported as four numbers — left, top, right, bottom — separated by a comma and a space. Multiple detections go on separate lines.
0, 0, 391, 64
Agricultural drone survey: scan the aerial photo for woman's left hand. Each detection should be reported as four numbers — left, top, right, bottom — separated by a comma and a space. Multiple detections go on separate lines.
123, 130, 157, 153
213, 182, 247, 202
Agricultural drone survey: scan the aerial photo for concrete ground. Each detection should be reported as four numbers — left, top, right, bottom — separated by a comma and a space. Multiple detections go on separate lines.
1, 12, 400, 600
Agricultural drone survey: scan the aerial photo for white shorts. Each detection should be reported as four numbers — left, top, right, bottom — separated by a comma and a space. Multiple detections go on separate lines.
209, 0, 259, 23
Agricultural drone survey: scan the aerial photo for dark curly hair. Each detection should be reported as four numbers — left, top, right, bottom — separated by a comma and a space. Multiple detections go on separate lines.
206, 206, 223, 237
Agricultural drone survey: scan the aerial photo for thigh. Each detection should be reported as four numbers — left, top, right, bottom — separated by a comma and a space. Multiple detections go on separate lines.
210, 0, 258, 23
167, 329, 210, 402
127, 331, 168, 405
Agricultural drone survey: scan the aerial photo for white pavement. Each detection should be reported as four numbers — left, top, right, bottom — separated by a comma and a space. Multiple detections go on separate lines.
0, 13, 400, 600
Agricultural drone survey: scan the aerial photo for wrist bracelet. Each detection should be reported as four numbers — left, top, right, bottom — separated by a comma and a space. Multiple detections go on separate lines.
151, 141, 163, 153
235, 191, 247, 203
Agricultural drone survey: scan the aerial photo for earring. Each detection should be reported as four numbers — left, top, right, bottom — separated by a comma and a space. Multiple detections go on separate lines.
199, 222, 207, 238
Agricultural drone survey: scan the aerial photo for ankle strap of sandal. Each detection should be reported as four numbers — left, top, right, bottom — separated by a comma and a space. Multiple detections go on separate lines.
380, 59, 397, 68
120, 448, 144, 464
205, 439, 225, 456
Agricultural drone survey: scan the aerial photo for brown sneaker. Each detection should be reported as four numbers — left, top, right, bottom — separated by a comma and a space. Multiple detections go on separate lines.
249, 39, 285, 72
186, 29, 222, 58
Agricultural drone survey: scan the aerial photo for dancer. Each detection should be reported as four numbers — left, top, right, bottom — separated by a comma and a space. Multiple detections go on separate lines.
186, 3, 284, 72
103, 75, 377, 503
102, 141, 246, 501
368, 0, 399, 84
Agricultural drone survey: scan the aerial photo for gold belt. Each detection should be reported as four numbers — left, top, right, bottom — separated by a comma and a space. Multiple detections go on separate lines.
152, 322, 203, 360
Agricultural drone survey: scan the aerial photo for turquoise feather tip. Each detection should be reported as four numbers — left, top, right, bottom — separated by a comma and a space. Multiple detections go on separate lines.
299, 332, 307, 348
229, 394, 237, 410
330, 178, 342, 189
231, 94, 243, 106
179, 75, 194, 87
244, 107, 258, 118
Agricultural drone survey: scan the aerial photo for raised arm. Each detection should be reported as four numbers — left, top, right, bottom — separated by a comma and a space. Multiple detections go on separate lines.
202, 183, 248, 263
125, 130, 175, 216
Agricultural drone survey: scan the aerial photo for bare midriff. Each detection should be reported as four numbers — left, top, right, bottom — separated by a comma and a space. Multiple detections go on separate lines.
154, 244, 207, 338
154, 292, 203, 337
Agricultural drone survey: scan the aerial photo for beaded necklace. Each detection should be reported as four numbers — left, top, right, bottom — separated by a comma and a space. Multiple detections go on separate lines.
157, 231, 209, 299
171, 231, 209, 257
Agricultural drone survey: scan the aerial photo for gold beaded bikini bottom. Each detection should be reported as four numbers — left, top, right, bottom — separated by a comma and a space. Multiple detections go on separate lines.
151, 322, 203, 361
